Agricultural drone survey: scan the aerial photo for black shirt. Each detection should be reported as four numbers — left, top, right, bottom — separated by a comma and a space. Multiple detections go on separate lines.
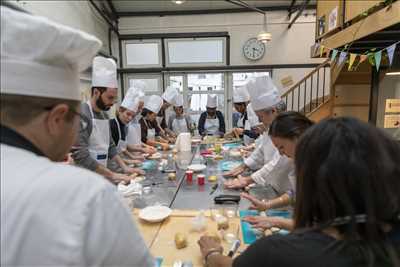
238, 112, 259, 139
109, 116, 127, 146
233, 228, 400, 267
0, 125, 44, 156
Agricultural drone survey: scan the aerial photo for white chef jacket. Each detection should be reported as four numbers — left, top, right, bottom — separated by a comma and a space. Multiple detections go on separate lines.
1, 144, 154, 267
244, 132, 294, 194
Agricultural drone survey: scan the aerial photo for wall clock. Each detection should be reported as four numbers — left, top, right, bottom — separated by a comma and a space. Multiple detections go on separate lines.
243, 38, 265, 61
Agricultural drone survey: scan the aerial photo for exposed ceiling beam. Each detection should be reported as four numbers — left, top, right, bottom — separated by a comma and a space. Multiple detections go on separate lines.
116, 4, 316, 17
225, 0, 266, 15
288, 0, 297, 19
88, 0, 119, 35
0, 1, 30, 14
106, 0, 119, 20
288, 0, 311, 29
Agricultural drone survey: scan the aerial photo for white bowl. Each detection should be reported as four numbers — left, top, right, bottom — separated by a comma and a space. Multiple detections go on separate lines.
187, 164, 207, 172
139, 205, 172, 223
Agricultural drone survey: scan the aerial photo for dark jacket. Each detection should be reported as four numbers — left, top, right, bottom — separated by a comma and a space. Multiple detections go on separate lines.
198, 110, 225, 136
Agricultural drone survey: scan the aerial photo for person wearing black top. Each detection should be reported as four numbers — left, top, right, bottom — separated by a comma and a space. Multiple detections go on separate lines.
139, 95, 170, 151
198, 117, 400, 267
198, 94, 226, 137
109, 107, 149, 166
157, 86, 179, 140
226, 85, 259, 143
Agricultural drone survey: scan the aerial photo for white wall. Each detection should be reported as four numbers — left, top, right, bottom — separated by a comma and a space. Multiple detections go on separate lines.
119, 10, 325, 93
119, 10, 322, 65
10, 0, 110, 53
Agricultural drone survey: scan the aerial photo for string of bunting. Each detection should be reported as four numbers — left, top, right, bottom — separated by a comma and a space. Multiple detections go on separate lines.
314, 41, 399, 71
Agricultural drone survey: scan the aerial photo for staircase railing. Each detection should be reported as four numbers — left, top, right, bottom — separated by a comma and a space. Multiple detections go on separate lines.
281, 59, 330, 115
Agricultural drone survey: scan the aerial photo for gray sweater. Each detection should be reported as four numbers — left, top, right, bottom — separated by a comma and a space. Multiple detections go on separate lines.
72, 102, 118, 171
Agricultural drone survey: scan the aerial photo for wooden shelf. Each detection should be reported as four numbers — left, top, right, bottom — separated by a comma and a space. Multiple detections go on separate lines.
320, 1, 400, 50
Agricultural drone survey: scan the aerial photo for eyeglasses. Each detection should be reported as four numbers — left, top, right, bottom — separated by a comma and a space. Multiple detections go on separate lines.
44, 106, 90, 131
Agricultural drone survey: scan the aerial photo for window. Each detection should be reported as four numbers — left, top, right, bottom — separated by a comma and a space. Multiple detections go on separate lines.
164, 73, 226, 133
126, 74, 162, 95
122, 40, 162, 68
165, 37, 226, 67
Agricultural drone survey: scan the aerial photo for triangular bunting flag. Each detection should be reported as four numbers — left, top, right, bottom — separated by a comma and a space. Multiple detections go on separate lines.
331, 49, 338, 62
359, 54, 368, 64
386, 43, 397, 66
320, 45, 325, 57
348, 53, 357, 71
374, 50, 382, 71
338, 51, 347, 66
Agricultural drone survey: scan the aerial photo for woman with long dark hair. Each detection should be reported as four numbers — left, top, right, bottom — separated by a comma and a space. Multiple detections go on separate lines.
242, 111, 314, 231
198, 117, 400, 267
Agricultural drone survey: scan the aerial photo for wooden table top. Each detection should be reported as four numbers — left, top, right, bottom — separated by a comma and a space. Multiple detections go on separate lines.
133, 209, 249, 267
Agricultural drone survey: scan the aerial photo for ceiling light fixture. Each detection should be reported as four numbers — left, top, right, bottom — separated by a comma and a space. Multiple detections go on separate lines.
386, 72, 400, 76
172, 0, 186, 4
257, 13, 272, 43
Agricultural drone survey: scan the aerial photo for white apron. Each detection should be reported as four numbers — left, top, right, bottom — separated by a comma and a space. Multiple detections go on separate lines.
127, 122, 141, 145
143, 119, 156, 141
237, 114, 245, 128
127, 116, 142, 146
204, 117, 219, 136
114, 118, 128, 153
172, 117, 189, 134
87, 101, 110, 167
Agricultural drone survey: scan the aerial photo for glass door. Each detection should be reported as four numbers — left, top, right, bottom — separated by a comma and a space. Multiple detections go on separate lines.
165, 72, 227, 134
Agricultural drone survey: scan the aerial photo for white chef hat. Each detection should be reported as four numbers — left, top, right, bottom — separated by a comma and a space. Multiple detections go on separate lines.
162, 85, 179, 105
174, 94, 184, 107
233, 85, 250, 103
92, 56, 118, 88
207, 94, 218, 108
144, 95, 163, 114
0, 6, 101, 101
246, 76, 281, 111
121, 86, 145, 112
247, 103, 261, 127
131, 80, 147, 92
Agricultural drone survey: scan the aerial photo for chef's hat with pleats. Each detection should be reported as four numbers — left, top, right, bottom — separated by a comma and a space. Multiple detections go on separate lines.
206, 94, 217, 108
121, 86, 145, 112
92, 56, 118, 88
233, 85, 250, 103
174, 94, 184, 107
1, 6, 101, 100
144, 95, 163, 114
162, 86, 179, 105
246, 75, 281, 111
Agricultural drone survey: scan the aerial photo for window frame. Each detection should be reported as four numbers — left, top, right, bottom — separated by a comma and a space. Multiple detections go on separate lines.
125, 73, 163, 96
122, 39, 163, 68
164, 37, 227, 68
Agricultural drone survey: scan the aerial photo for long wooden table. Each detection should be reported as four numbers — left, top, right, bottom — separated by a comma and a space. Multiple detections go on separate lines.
133, 209, 250, 267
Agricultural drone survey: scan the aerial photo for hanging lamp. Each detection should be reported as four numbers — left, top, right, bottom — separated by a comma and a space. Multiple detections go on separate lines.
257, 13, 272, 43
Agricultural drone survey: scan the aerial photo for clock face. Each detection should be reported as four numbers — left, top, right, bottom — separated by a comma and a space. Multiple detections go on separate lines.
243, 38, 265, 61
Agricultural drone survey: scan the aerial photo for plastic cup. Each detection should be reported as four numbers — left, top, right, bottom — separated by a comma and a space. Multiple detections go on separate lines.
197, 174, 205, 186
186, 170, 193, 183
